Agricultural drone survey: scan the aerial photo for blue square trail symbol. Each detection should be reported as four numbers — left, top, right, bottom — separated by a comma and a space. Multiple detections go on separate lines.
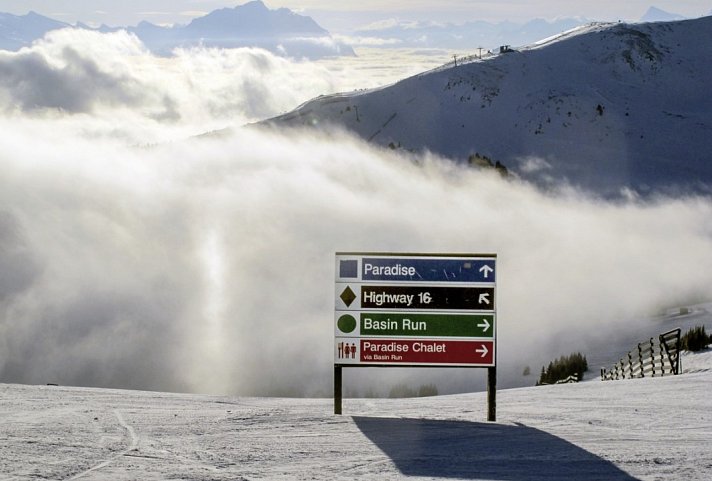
340, 260, 358, 278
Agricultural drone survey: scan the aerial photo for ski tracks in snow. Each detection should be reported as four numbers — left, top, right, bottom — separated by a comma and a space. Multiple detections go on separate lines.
66, 410, 139, 480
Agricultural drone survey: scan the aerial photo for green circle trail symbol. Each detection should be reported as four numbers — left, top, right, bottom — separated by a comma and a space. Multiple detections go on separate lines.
337, 314, 357, 333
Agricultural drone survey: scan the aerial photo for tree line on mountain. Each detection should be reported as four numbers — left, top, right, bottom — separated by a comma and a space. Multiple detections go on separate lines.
681, 325, 711, 352
536, 352, 588, 385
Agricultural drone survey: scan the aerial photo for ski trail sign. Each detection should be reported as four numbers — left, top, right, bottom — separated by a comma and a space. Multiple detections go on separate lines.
335, 253, 496, 367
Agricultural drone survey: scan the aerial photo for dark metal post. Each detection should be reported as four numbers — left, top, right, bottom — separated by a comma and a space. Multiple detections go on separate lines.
334, 365, 342, 415
628, 353, 633, 378
487, 366, 496, 422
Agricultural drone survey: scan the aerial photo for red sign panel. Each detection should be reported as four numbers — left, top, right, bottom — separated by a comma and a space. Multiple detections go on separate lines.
357, 339, 494, 366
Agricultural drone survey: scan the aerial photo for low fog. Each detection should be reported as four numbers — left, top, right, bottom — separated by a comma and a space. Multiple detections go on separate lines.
0, 29, 446, 143
1, 29, 711, 397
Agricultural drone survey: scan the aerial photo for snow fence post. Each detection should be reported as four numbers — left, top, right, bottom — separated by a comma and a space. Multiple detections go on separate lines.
334, 365, 342, 415
487, 366, 496, 422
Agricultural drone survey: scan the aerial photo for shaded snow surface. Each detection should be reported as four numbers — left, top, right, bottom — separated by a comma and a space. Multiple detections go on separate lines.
2, 352, 711, 480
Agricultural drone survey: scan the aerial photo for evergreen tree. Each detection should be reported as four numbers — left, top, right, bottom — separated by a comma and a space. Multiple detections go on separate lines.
537, 352, 588, 385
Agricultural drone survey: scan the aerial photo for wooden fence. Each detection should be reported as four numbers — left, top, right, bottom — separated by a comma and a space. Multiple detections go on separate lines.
555, 374, 579, 384
537, 373, 579, 386
601, 328, 681, 381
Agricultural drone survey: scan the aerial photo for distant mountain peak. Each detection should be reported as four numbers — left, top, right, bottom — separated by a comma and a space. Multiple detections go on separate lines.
0, 10, 69, 50
184, 0, 327, 37
640, 6, 686, 22
0, 1, 352, 58
210, 0, 269, 17
243, 0, 268, 10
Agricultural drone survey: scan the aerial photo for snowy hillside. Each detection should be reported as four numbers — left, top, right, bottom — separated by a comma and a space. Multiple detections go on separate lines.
2, 350, 711, 480
268, 17, 712, 195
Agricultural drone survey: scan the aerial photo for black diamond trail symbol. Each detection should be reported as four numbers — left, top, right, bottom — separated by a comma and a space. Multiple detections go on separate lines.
340, 286, 357, 307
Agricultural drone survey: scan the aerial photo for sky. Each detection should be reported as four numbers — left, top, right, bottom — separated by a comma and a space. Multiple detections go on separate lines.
0, 0, 710, 30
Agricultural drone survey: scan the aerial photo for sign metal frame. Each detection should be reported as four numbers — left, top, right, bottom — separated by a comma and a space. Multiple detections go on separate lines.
333, 252, 497, 420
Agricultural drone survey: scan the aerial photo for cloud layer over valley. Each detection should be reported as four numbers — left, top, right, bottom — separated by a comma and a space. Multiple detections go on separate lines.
1, 30, 711, 396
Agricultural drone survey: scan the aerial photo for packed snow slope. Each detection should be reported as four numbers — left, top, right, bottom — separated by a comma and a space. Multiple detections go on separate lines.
268, 17, 712, 196
2, 350, 711, 480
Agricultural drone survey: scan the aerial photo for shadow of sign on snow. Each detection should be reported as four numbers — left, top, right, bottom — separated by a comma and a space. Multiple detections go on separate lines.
353, 417, 639, 481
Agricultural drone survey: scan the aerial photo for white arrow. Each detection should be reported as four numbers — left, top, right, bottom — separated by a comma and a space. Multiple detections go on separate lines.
478, 293, 490, 305
479, 264, 494, 279
476, 344, 489, 357
477, 318, 491, 332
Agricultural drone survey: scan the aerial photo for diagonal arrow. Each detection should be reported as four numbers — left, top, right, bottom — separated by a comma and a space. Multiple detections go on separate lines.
478, 293, 490, 305
476, 344, 489, 358
477, 318, 491, 332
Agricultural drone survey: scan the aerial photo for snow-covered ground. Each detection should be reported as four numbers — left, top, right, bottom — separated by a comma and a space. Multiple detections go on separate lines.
2, 349, 711, 480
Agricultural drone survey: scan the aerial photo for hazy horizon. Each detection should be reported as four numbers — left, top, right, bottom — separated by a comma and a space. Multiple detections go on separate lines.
1, 0, 710, 31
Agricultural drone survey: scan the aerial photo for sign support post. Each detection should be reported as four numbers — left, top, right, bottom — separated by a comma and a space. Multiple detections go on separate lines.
334, 365, 342, 415
487, 366, 496, 422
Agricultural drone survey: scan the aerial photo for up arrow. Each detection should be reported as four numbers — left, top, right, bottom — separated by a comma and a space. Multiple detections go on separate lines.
477, 318, 491, 332
478, 293, 490, 305
479, 264, 494, 279
476, 344, 489, 358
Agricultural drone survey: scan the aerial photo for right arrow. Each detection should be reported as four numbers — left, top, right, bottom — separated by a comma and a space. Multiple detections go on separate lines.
477, 318, 491, 332
476, 344, 489, 357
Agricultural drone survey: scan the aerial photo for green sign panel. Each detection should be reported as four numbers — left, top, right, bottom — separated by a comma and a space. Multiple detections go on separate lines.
359, 313, 494, 338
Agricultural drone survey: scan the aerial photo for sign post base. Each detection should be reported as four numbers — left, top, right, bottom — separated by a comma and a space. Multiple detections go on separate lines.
487, 366, 496, 422
334, 365, 342, 415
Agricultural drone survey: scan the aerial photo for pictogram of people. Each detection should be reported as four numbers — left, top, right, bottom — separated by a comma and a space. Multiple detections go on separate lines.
337, 342, 358, 359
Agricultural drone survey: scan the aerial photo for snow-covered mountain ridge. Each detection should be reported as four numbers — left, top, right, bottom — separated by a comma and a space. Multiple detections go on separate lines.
352, 16, 590, 51
131, 0, 354, 57
0, 1, 353, 58
268, 17, 712, 196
